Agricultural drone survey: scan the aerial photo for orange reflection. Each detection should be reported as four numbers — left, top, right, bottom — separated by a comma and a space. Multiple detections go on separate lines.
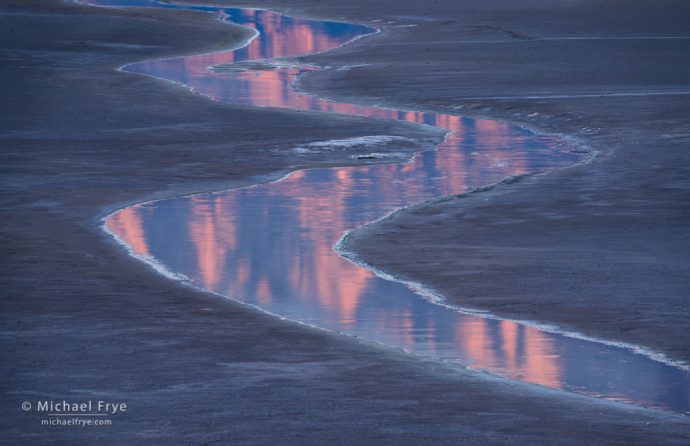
456, 318, 562, 388
107, 99, 558, 384
187, 195, 237, 290
522, 326, 561, 387
108, 6, 565, 394
106, 207, 149, 256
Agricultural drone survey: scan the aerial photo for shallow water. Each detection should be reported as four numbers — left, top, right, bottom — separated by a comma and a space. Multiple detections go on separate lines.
88, 0, 690, 412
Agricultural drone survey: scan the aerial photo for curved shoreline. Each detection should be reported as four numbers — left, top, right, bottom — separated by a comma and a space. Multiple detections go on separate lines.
5, 1, 690, 443
86, 1, 690, 414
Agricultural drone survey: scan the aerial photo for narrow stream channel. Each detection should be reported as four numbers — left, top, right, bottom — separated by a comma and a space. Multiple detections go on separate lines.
85, 0, 690, 412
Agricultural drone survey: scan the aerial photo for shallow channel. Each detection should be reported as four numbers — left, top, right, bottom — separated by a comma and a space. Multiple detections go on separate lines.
86, 0, 690, 412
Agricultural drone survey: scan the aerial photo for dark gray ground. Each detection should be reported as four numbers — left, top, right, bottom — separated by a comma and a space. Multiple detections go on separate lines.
1, 0, 689, 444
278, 0, 690, 365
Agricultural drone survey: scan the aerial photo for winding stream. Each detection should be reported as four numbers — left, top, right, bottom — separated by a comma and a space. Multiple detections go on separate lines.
86, 0, 690, 412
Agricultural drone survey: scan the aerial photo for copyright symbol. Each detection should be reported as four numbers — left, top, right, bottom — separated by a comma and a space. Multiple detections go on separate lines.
21, 401, 31, 411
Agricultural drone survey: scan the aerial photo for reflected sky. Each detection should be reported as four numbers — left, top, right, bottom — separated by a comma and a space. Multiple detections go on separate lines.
89, 0, 690, 412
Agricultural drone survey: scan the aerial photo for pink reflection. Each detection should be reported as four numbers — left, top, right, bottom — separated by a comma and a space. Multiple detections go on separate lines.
106, 207, 149, 257
100, 2, 690, 414
108, 6, 566, 394
187, 195, 236, 290
456, 319, 562, 388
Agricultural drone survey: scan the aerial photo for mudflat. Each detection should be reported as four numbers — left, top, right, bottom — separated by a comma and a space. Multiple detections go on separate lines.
247, 0, 690, 362
1, 0, 689, 444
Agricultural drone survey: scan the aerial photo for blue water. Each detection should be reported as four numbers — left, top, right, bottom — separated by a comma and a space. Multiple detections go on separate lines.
86, 0, 690, 412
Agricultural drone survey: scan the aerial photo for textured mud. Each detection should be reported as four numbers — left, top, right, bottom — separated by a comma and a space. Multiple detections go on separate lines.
1, 0, 689, 444
275, 0, 690, 364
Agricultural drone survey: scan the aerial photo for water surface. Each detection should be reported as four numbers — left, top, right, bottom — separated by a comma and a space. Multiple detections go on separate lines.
88, 0, 690, 412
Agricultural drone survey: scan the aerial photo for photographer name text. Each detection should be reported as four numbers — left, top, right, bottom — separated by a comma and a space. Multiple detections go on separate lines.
32, 400, 127, 415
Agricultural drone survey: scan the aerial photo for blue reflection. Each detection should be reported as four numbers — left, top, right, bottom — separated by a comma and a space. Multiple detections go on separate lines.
87, 0, 690, 412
